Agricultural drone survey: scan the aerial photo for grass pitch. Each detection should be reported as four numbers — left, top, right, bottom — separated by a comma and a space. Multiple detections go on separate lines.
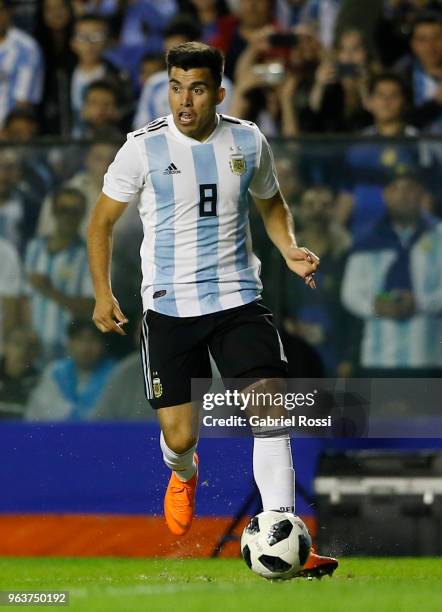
0, 557, 440, 612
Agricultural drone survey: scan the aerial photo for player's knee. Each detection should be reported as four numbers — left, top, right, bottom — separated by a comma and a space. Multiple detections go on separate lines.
163, 430, 198, 454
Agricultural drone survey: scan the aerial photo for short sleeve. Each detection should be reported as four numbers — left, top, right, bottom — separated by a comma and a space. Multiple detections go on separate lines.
102, 136, 145, 202
249, 131, 279, 200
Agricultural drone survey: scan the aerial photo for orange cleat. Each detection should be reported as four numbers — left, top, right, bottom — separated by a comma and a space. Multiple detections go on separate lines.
164, 453, 198, 536
295, 548, 338, 579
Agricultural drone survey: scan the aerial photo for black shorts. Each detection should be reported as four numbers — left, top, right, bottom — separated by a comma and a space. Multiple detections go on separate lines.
140, 300, 288, 409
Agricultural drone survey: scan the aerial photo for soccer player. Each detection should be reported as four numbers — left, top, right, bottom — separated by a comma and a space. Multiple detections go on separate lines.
87, 42, 338, 578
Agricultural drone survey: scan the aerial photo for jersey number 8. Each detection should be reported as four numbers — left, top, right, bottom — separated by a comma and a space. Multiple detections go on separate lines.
199, 184, 218, 217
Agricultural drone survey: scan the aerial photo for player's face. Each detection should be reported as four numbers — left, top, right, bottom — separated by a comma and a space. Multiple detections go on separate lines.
168, 67, 225, 142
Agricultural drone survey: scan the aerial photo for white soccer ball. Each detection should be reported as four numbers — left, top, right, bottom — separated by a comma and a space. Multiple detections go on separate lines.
241, 511, 312, 579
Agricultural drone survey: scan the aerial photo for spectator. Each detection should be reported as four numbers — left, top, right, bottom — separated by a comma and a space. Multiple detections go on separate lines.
0, 327, 40, 420
342, 171, 442, 376
365, 73, 415, 136
117, 0, 166, 49
0, 236, 23, 356
133, 15, 233, 129
0, 150, 26, 250
26, 319, 116, 421
91, 319, 155, 421
38, 142, 119, 238
338, 73, 432, 240
298, 0, 341, 48
0, 106, 39, 141
34, 0, 76, 135
138, 52, 165, 89
376, 0, 442, 67
181, 0, 230, 42
0, 0, 44, 127
70, 14, 133, 133
395, 11, 442, 132
211, 0, 277, 79
1, 107, 55, 221
73, 79, 124, 138
306, 28, 373, 132
283, 186, 354, 375
229, 23, 322, 135
24, 187, 95, 362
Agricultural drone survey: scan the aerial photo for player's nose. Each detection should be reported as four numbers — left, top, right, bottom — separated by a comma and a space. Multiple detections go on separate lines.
180, 89, 192, 106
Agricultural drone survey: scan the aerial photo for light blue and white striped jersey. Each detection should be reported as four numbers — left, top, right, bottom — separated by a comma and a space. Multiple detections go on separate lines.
0, 27, 43, 126
24, 238, 94, 361
342, 223, 442, 368
133, 71, 234, 129
103, 114, 279, 317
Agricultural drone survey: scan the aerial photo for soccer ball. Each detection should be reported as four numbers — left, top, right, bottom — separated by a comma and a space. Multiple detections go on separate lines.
241, 511, 312, 579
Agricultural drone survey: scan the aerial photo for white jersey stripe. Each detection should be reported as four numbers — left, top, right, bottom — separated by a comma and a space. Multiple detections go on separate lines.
140, 315, 153, 398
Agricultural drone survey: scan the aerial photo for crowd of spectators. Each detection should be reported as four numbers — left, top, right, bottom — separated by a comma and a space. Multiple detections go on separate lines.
0, 0, 441, 421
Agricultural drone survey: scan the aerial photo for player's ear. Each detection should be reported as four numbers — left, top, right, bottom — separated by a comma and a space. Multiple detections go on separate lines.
216, 87, 226, 105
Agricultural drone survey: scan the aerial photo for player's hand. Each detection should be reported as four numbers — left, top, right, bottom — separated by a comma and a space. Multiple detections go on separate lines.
284, 246, 319, 289
92, 294, 128, 336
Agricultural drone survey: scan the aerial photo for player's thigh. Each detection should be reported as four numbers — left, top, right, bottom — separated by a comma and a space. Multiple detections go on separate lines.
140, 309, 212, 410
208, 300, 287, 381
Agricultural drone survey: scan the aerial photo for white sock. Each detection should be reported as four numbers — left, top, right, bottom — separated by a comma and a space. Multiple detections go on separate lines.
253, 434, 295, 513
160, 432, 197, 482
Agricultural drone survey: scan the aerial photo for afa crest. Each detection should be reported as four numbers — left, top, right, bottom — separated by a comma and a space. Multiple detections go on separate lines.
153, 375, 163, 398
229, 146, 247, 175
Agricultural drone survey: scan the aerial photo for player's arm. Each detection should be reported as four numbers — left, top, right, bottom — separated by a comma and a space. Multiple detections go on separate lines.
253, 189, 319, 289
87, 193, 128, 336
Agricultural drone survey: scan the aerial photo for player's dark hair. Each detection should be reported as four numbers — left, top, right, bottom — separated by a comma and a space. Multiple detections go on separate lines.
369, 72, 409, 99
164, 15, 202, 43
166, 42, 224, 88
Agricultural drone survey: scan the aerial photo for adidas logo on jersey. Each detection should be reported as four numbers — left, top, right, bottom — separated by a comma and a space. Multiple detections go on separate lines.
163, 163, 181, 175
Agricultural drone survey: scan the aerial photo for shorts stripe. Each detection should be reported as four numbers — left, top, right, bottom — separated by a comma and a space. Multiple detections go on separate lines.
140, 315, 153, 398
276, 329, 287, 363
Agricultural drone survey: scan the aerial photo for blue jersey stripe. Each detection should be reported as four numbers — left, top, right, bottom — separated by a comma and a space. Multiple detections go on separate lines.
192, 143, 222, 314
145, 133, 178, 316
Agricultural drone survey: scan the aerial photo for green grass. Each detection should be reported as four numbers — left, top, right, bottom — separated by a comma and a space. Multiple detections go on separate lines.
0, 557, 440, 612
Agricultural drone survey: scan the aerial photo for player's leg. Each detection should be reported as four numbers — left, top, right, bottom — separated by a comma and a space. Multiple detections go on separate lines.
209, 301, 338, 577
140, 309, 211, 535
209, 303, 294, 513
157, 401, 200, 535
157, 401, 199, 481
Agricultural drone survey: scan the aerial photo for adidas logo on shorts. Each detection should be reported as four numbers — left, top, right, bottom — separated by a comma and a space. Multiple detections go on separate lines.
163, 163, 181, 175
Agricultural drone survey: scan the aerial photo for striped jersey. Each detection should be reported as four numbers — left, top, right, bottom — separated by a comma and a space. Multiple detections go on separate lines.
0, 27, 43, 126
342, 221, 442, 368
102, 114, 279, 317
24, 237, 94, 361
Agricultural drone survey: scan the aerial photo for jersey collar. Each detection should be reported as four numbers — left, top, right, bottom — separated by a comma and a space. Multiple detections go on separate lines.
168, 113, 222, 144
